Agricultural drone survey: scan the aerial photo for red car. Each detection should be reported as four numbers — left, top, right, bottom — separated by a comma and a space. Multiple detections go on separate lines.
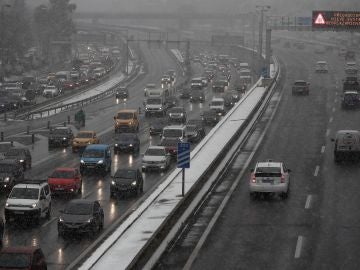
0, 246, 47, 270
48, 167, 82, 195
62, 81, 74, 91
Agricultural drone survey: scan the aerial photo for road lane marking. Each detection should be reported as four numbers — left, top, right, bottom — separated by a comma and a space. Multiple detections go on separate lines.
326, 129, 330, 137
305, 195, 312, 209
294, 236, 304, 259
334, 98, 338, 103
329, 117, 333, 123
42, 217, 57, 228
83, 191, 94, 199
321, 146, 325, 153
332, 107, 336, 112
314, 165, 320, 177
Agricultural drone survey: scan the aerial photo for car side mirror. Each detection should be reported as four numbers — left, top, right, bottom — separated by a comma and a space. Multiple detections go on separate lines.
113, 116, 116, 120
331, 138, 335, 142
287, 169, 291, 173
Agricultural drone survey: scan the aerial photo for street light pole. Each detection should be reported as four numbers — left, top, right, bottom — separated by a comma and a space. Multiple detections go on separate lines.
256, 5, 270, 59
0, 4, 11, 82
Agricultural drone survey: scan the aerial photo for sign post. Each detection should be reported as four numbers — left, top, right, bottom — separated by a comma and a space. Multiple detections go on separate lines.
177, 142, 190, 197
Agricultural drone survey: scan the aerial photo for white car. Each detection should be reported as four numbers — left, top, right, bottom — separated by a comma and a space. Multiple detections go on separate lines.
315, 61, 329, 73
43, 85, 59, 97
141, 146, 171, 171
209, 97, 225, 115
249, 160, 290, 199
5, 180, 52, 224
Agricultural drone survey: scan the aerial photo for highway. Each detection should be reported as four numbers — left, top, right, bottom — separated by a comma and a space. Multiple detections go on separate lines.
0, 38, 250, 268
154, 38, 358, 270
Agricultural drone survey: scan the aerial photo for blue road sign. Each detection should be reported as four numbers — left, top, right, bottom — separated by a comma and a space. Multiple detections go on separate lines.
177, 142, 190, 169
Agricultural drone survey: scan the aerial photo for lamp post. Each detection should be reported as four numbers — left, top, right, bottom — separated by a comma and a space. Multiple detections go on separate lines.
256, 5, 270, 57
0, 4, 11, 82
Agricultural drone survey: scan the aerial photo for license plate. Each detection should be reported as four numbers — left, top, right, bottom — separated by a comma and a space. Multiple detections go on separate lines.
262, 178, 274, 183
14, 211, 24, 215
55, 187, 64, 190
87, 165, 95, 168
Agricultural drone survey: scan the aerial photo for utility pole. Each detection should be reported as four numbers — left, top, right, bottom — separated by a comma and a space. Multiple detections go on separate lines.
0, 4, 11, 82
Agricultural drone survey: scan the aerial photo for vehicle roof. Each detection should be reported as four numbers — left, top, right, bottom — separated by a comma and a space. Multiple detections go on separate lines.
294, 80, 307, 83
163, 125, 185, 130
68, 199, 95, 205
147, 145, 166, 150
77, 130, 95, 134
54, 126, 70, 130
344, 91, 359, 94
317, 61, 327, 64
84, 144, 109, 150
14, 181, 47, 189
0, 246, 40, 254
116, 109, 137, 113
256, 161, 282, 167
54, 167, 77, 172
211, 97, 225, 101
336, 130, 360, 135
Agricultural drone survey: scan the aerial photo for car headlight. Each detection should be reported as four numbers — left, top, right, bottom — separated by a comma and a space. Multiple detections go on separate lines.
5, 203, 9, 207
63, 137, 67, 140
59, 217, 64, 222
169, 113, 173, 117
159, 107, 162, 110
97, 160, 104, 164
87, 218, 93, 223
111, 180, 115, 185
129, 144, 133, 147
4, 177, 10, 182
19, 159, 24, 163
131, 181, 137, 186
180, 113, 184, 116
32, 203, 38, 208
115, 143, 118, 147
80, 160, 84, 164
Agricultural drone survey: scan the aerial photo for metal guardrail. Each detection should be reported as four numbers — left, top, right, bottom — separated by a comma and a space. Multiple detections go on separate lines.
16, 62, 141, 120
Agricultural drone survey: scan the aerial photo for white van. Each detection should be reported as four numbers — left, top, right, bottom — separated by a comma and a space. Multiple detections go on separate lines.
331, 130, 360, 162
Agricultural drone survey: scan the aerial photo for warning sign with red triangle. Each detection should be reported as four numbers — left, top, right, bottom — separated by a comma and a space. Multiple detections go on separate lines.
314, 13, 326, 24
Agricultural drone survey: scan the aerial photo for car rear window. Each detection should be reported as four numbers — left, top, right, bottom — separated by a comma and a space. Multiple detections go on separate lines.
0, 253, 31, 268
65, 202, 92, 215
255, 166, 281, 177
51, 170, 75, 179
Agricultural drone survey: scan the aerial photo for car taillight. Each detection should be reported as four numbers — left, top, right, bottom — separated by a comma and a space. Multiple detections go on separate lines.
281, 174, 285, 183
251, 173, 256, 183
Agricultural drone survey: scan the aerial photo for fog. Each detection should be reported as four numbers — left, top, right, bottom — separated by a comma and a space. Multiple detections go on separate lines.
26, 0, 360, 14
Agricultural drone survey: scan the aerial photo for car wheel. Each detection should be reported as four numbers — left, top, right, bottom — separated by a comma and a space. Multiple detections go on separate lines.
100, 216, 104, 230
80, 167, 85, 175
46, 204, 51, 220
280, 191, 289, 199
140, 183, 144, 193
78, 181, 82, 194
4, 214, 10, 224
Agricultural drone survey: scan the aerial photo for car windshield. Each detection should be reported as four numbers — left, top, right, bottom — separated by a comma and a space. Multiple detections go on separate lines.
203, 111, 216, 117
211, 101, 224, 106
116, 112, 133, 119
82, 149, 103, 158
10, 187, 39, 200
76, 132, 93, 138
114, 169, 136, 179
145, 148, 165, 156
163, 129, 183, 138
51, 129, 68, 134
117, 134, 135, 141
51, 170, 75, 179
170, 108, 183, 113
146, 84, 156, 88
295, 81, 307, 86
147, 98, 161, 105
0, 253, 31, 268
0, 164, 16, 172
64, 202, 92, 215
4, 148, 22, 156
255, 166, 282, 177
344, 93, 359, 101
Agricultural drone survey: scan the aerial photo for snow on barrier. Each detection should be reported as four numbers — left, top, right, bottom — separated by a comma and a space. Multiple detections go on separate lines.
77, 56, 279, 269
170, 49, 184, 63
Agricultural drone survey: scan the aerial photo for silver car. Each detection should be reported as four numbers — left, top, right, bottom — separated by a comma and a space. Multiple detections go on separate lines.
249, 161, 290, 199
